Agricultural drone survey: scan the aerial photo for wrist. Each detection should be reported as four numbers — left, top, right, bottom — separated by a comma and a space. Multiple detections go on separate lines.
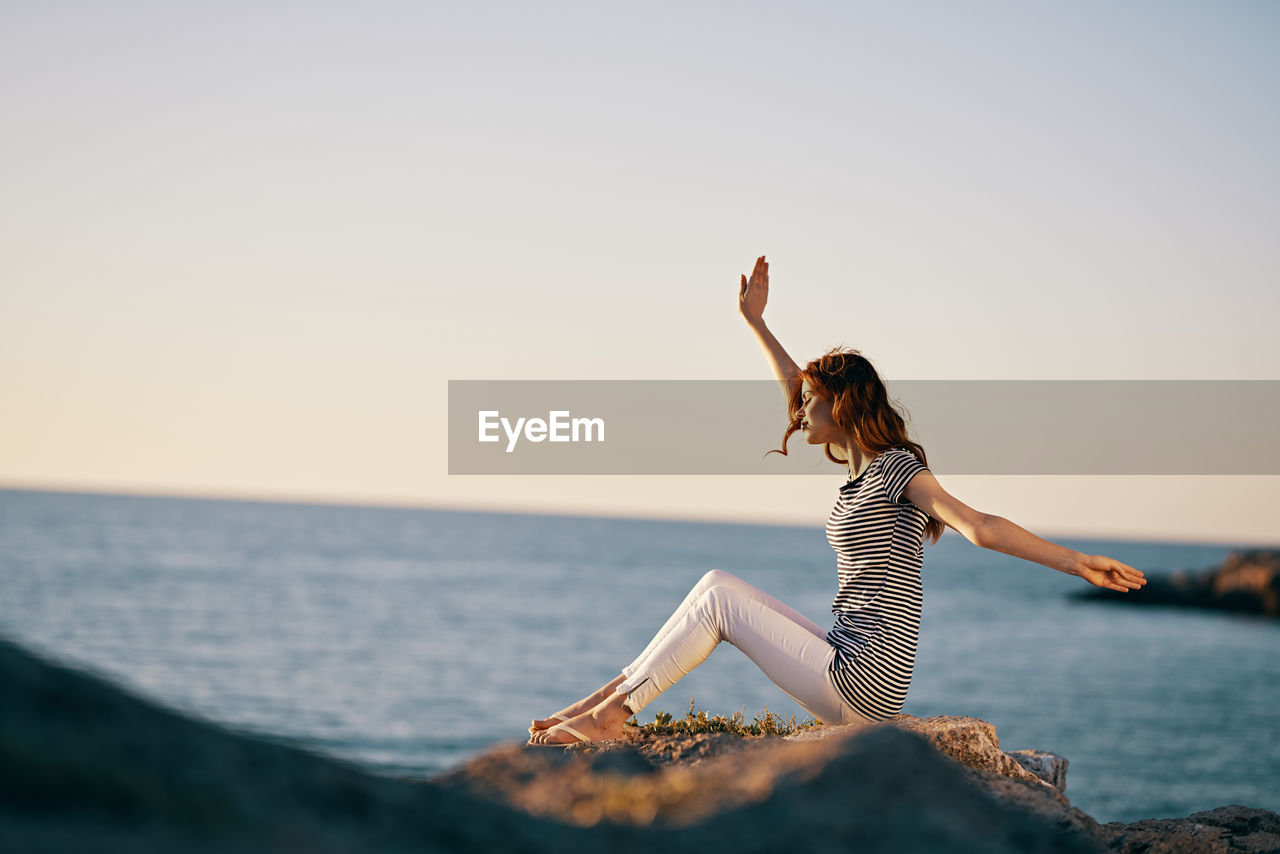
1057, 550, 1087, 576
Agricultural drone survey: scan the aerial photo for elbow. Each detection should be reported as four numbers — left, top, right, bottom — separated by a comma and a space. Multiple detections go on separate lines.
971, 514, 1004, 550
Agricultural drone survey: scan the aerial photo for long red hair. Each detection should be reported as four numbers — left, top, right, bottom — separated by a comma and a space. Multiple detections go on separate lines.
767, 346, 945, 545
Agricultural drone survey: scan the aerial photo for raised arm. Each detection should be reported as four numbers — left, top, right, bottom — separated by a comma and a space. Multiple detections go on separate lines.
902, 470, 1148, 593
739, 255, 801, 401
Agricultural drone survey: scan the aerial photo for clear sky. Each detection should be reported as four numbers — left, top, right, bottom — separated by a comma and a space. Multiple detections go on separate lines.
2, 1, 1278, 545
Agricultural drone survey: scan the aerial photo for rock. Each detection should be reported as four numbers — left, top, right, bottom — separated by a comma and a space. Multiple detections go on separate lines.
1097, 805, 1280, 852
1074, 549, 1280, 617
1007, 749, 1069, 793
442, 713, 1106, 848
1213, 552, 1280, 615
789, 717, 1068, 792
791, 716, 1096, 841
442, 722, 1105, 851
3, 635, 1278, 853
685, 725, 1105, 854
0, 637, 556, 854
1188, 805, 1280, 838
889, 715, 1059, 788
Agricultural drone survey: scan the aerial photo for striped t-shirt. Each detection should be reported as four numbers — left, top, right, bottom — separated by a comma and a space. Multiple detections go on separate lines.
825, 447, 931, 720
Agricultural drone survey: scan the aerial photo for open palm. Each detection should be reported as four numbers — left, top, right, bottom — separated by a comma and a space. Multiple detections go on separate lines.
738, 255, 769, 325
1075, 555, 1147, 593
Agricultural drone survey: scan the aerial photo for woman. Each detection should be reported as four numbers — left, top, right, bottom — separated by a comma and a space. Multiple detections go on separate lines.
528, 255, 1147, 746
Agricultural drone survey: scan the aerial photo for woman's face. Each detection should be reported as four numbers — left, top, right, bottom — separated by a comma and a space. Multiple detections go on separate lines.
799, 379, 844, 445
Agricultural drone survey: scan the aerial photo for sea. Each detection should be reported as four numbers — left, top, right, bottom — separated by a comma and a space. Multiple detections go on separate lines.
1, 487, 1276, 825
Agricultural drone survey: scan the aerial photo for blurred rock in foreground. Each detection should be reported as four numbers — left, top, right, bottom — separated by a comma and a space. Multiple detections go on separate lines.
2, 637, 1277, 853
1074, 549, 1280, 617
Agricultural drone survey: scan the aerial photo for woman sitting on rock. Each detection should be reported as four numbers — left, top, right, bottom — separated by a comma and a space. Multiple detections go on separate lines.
528, 255, 1147, 746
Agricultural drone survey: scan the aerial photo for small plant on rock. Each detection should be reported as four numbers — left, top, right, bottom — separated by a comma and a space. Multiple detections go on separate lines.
628, 698, 821, 738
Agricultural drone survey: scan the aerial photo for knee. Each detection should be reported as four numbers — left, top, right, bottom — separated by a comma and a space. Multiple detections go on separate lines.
697, 582, 743, 628
696, 583, 765, 648
698, 569, 738, 591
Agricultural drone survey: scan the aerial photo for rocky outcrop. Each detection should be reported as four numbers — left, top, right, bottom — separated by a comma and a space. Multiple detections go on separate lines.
2, 636, 1277, 853
1097, 805, 1280, 853
0, 637, 540, 854
1075, 549, 1280, 617
440, 722, 1103, 851
443, 714, 1280, 852
443, 715, 1097, 836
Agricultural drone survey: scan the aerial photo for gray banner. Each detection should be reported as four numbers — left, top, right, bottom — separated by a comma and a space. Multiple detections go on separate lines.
447, 380, 1280, 475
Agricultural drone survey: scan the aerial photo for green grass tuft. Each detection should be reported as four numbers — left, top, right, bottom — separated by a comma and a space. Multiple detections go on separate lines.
627, 698, 821, 737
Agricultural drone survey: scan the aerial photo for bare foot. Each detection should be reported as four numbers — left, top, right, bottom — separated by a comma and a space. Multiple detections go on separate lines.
529, 675, 625, 733
528, 694, 634, 745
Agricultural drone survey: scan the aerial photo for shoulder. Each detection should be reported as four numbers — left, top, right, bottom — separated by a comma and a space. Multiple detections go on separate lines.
877, 448, 929, 504
878, 447, 925, 470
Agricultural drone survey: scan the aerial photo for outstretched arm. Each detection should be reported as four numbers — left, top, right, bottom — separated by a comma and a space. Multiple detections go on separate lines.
902, 470, 1148, 593
739, 255, 801, 401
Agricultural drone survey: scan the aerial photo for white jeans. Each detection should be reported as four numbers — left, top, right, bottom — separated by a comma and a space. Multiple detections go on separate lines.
614, 570, 871, 726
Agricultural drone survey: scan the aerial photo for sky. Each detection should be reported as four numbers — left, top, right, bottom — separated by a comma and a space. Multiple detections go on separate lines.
2, 1, 1278, 545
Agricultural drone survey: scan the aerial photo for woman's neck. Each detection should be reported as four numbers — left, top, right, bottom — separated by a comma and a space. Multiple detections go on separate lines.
844, 443, 871, 479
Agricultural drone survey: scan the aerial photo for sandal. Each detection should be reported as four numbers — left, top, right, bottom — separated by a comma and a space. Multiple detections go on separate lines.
525, 721, 642, 748
528, 712, 571, 735
526, 721, 593, 748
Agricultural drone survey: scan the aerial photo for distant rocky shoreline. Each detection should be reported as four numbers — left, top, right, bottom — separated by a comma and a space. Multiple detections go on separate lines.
1074, 549, 1280, 617
2, 637, 1277, 853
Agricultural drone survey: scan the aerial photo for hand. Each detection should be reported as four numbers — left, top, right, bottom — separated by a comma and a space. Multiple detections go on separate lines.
738, 255, 769, 327
1071, 554, 1148, 593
